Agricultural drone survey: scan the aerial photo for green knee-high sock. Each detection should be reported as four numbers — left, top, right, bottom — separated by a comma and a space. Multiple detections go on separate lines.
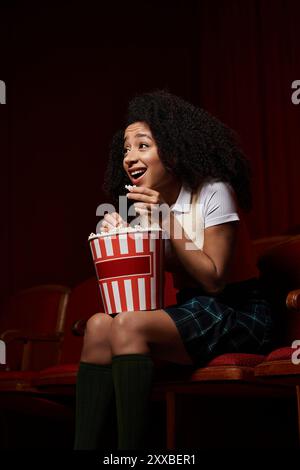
74, 362, 116, 450
112, 354, 154, 450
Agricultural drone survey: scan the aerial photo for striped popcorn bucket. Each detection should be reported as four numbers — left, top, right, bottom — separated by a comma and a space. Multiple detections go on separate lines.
89, 228, 165, 314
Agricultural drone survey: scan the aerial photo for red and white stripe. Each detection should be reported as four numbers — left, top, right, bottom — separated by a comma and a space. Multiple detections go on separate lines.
90, 231, 164, 314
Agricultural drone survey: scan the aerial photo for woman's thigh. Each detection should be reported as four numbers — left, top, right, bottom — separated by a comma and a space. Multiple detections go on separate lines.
112, 309, 194, 365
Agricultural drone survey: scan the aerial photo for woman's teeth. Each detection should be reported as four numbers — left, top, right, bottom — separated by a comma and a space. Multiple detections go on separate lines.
131, 170, 147, 181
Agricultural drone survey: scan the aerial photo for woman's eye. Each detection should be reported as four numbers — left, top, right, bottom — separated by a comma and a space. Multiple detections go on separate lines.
123, 143, 148, 155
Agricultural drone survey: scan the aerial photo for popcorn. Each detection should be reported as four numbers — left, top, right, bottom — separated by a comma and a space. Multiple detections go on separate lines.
88, 224, 162, 240
125, 184, 136, 191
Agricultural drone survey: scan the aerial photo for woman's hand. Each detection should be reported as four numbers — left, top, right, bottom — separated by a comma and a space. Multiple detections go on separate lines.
126, 186, 170, 226
100, 212, 128, 232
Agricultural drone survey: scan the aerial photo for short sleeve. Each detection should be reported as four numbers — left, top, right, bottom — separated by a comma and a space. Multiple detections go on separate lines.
201, 181, 240, 228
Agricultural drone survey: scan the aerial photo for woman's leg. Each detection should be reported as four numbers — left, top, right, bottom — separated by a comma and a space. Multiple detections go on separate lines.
80, 312, 114, 365
75, 308, 193, 450
110, 309, 193, 364
74, 313, 115, 449
110, 309, 193, 450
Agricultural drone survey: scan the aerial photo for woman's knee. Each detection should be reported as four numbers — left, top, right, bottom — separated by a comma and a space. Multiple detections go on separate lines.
111, 312, 142, 337
110, 312, 147, 349
81, 313, 113, 363
110, 312, 150, 355
84, 313, 113, 342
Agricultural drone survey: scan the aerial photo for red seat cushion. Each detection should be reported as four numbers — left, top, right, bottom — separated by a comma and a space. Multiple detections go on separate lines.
254, 346, 300, 382
264, 347, 294, 361
0, 370, 37, 380
0, 370, 38, 391
34, 363, 79, 387
206, 353, 265, 367
154, 353, 266, 384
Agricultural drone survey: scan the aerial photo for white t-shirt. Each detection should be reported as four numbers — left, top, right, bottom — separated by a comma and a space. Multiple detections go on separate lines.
165, 180, 240, 256
197, 180, 240, 228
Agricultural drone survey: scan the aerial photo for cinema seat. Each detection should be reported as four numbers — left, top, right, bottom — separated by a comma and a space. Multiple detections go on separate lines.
31, 277, 103, 393
0, 285, 70, 392
254, 237, 300, 442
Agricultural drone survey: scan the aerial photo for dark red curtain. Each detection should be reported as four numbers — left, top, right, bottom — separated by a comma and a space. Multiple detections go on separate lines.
196, 0, 300, 236
1, 1, 300, 298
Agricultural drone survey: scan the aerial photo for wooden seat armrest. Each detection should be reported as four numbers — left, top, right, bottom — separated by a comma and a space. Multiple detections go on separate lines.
286, 289, 300, 312
2, 331, 63, 345
1, 332, 63, 371
71, 319, 87, 337
0, 329, 22, 342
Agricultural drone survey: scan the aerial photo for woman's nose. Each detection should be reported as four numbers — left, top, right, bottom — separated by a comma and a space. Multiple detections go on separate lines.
124, 150, 138, 165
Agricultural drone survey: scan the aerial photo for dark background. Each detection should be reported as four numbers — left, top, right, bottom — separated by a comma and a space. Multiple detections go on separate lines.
1, 0, 300, 301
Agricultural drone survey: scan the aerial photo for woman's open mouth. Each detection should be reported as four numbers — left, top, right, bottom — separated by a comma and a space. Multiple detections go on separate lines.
129, 168, 147, 184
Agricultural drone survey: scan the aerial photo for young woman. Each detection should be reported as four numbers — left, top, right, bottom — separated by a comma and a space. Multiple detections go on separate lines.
74, 90, 273, 450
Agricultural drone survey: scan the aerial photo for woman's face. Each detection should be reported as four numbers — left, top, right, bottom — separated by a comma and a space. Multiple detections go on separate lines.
123, 121, 175, 192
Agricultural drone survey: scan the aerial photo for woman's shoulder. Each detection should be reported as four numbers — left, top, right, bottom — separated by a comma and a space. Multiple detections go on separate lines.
198, 178, 235, 202
196, 179, 240, 227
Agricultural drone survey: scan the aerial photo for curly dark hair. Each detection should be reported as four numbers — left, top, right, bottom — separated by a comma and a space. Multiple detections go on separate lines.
103, 89, 252, 212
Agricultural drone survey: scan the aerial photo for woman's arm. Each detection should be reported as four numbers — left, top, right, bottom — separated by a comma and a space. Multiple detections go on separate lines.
126, 185, 239, 294
167, 211, 238, 294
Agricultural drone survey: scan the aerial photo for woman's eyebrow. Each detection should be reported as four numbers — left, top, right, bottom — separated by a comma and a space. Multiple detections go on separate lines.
124, 133, 153, 143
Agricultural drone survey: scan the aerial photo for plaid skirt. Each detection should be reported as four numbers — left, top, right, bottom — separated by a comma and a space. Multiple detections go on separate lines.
163, 277, 274, 367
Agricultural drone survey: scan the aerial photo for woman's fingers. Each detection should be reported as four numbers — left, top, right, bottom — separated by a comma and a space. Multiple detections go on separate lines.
134, 203, 148, 216
104, 213, 119, 226
101, 212, 128, 230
